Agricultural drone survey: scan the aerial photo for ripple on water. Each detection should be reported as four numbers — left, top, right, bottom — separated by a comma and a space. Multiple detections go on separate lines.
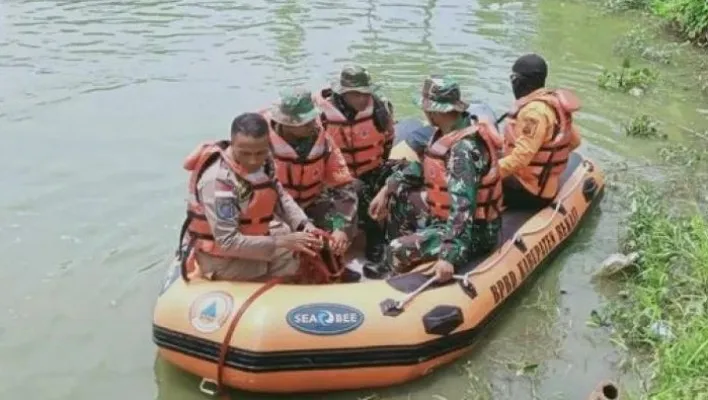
8, 0, 699, 398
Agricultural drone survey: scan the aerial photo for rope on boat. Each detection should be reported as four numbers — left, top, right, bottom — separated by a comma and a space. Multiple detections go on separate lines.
199, 277, 283, 398
456, 160, 593, 283
393, 276, 439, 310
388, 161, 593, 312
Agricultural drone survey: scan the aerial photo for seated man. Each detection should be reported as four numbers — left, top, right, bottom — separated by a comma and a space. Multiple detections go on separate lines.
369, 75, 503, 282
265, 88, 358, 256
313, 64, 399, 265
499, 53, 582, 210
179, 112, 322, 282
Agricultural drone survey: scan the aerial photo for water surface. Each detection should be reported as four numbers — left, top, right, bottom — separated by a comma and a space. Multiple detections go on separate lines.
1, 0, 707, 399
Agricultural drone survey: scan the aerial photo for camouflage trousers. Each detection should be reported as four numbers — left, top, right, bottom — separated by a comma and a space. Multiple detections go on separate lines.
304, 189, 358, 240
385, 189, 499, 273
356, 160, 404, 244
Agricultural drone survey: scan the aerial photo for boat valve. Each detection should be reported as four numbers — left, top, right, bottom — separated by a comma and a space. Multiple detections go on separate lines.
379, 298, 404, 317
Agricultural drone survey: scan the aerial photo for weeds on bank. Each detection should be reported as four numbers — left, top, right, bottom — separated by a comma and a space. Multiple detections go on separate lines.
596, 147, 708, 398
602, 0, 650, 12
602, 0, 708, 47
613, 24, 682, 64
623, 115, 665, 139
598, 59, 658, 93
658, 142, 708, 166
653, 0, 708, 46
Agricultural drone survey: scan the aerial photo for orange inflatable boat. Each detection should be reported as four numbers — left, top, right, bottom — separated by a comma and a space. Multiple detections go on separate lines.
152, 120, 605, 395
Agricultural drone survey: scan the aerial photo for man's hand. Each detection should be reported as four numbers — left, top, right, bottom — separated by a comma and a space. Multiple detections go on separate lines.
275, 232, 322, 257
329, 230, 350, 256
432, 259, 455, 282
368, 187, 390, 221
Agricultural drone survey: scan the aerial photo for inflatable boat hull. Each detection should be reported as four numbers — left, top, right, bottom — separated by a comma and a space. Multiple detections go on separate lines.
153, 119, 605, 394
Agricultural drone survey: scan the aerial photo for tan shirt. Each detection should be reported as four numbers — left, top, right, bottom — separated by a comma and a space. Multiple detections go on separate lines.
499, 99, 581, 179
194, 157, 309, 261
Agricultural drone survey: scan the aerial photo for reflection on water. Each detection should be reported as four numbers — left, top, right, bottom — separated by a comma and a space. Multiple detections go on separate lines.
1, 0, 707, 399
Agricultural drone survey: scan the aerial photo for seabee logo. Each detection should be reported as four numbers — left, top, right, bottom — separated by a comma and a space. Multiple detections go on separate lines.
286, 303, 365, 336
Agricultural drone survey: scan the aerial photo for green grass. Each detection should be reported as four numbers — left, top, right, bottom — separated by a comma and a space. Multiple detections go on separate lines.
602, 180, 708, 399
602, 0, 708, 46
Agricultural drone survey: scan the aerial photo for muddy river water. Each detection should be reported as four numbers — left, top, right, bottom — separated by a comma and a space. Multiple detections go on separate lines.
1, 0, 707, 399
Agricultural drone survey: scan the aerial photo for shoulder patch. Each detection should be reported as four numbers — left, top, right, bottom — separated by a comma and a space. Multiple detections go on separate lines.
520, 117, 539, 137
215, 197, 237, 220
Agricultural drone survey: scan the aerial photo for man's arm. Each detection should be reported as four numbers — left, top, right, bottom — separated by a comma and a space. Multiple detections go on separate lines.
438, 138, 488, 268
383, 160, 424, 197
199, 176, 277, 261
274, 180, 310, 232
323, 140, 359, 238
568, 124, 581, 151
498, 102, 553, 179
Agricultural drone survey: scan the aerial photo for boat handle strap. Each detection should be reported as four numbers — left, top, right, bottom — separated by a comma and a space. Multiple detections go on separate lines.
199, 277, 283, 398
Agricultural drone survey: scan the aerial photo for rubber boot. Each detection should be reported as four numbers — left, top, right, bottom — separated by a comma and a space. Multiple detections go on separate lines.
362, 245, 393, 279
586, 380, 620, 400
364, 232, 385, 263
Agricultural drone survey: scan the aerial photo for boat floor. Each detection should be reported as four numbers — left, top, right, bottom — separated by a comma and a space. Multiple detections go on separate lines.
341, 152, 584, 289
345, 209, 533, 274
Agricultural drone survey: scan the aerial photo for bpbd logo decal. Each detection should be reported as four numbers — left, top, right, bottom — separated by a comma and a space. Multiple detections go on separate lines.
286, 303, 364, 335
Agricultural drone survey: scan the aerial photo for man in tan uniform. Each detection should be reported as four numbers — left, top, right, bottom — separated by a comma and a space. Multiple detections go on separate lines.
181, 112, 322, 282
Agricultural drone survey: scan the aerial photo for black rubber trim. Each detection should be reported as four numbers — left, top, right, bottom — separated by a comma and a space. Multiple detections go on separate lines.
153, 186, 604, 373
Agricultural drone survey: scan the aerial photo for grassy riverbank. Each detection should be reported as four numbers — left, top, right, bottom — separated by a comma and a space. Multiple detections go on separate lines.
599, 145, 708, 398
604, 0, 708, 46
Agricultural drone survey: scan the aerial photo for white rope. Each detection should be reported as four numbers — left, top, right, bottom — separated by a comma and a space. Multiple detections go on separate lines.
388, 161, 593, 311
458, 161, 592, 283
393, 276, 438, 309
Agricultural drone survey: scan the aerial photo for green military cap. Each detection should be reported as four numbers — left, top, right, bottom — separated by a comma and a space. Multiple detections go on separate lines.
331, 64, 380, 94
414, 74, 469, 113
269, 87, 320, 126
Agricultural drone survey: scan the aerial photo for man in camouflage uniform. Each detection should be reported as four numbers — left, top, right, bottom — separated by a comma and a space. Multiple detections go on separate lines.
267, 88, 359, 255
314, 64, 402, 266
369, 76, 502, 281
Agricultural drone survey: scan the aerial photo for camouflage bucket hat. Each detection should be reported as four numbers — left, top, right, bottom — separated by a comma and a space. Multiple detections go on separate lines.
332, 64, 380, 94
270, 88, 320, 126
414, 75, 469, 113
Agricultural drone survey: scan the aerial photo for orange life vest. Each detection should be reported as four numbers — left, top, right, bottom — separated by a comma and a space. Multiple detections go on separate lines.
503, 88, 581, 199
313, 89, 388, 177
182, 141, 277, 258
268, 127, 331, 208
423, 121, 504, 222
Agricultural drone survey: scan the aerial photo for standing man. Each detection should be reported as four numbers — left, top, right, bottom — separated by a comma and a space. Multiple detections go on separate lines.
179, 112, 322, 282
369, 76, 503, 281
265, 88, 359, 256
313, 64, 399, 267
499, 53, 582, 210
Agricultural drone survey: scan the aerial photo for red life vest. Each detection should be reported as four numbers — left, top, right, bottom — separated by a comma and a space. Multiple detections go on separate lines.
503, 88, 581, 199
267, 126, 331, 208
423, 121, 504, 222
313, 89, 388, 177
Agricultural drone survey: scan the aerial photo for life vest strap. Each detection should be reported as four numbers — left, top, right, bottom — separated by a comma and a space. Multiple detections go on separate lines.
339, 143, 377, 153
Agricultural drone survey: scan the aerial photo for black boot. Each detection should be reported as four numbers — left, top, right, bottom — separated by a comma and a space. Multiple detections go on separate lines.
365, 240, 385, 263
362, 245, 393, 280
340, 268, 362, 283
